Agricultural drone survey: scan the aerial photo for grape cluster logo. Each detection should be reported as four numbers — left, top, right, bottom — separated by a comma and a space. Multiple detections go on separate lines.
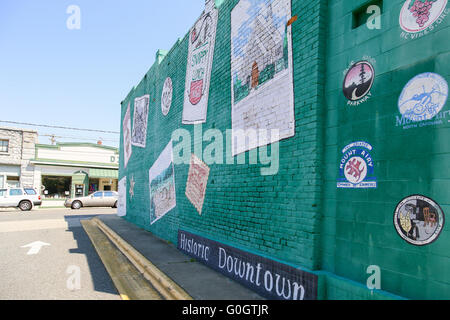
337, 141, 377, 189
400, 0, 448, 38
394, 195, 445, 246
343, 60, 375, 106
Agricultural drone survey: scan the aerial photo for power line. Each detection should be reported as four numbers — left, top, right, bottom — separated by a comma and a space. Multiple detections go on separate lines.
39, 134, 119, 143
0, 120, 120, 134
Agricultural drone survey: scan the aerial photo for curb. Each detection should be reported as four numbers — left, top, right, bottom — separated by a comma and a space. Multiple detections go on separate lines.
91, 217, 193, 300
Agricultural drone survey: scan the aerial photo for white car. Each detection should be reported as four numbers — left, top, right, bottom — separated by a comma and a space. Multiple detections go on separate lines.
0, 187, 42, 211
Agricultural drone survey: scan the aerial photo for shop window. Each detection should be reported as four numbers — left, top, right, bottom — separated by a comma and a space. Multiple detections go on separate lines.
42, 176, 71, 199
0, 140, 9, 153
352, 0, 383, 29
6, 176, 20, 188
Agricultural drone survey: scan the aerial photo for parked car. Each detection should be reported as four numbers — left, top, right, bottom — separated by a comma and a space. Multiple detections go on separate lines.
0, 187, 42, 211
65, 191, 118, 209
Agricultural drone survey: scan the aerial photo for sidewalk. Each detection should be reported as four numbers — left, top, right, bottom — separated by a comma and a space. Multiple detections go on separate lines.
94, 214, 264, 300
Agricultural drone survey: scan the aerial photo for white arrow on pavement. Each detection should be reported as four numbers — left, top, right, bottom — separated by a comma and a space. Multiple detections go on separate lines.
21, 241, 51, 255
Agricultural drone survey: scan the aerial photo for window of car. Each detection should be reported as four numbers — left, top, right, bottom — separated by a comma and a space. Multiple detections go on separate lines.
0, 189, 6, 197
93, 192, 103, 197
24, 188, 37, 195
104, 192, 114, 197
9, 189, 23, 196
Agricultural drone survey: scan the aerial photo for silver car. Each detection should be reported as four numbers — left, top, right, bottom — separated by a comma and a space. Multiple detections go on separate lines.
65, 191, 118, 209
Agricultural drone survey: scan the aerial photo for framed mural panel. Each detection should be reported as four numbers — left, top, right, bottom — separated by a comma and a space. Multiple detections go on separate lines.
117, 176, 127, 217
185, 154, 210, 215
123, 103, 132, 168
231, 0, 295, 155
131, 95, 150, 148
182, 0, 218, 124
149, 141, 177, 225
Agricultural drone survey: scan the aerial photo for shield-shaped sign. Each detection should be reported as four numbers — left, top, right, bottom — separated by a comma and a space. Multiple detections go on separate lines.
189, 79, 204, 105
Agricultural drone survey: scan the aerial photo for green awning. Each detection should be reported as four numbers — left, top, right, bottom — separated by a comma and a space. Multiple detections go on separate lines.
89, 169, 118, 179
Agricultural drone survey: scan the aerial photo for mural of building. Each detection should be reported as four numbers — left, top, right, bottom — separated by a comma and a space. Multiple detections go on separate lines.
119, 0, 450, 300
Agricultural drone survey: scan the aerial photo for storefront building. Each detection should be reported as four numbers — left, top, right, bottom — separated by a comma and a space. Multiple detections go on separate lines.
31, 143, 119, 205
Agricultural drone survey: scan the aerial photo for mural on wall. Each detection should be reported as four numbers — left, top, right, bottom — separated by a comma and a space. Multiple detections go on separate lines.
182, 0, 218, 124
161, 77, 173, 116
149, 141, 177, 225
400, 0, 449, 39
231, 0, 295, 156
342, 58, 375, 106
117, 176, 127, 217
129, 175, 135, 200
178, 230, 319, 300
185, 154, 210, 215
398, 72, 448, 123
394, 195, 445, 246
123, 103, 132, 168
131, 95, 150, 148
337, 141, 377, 189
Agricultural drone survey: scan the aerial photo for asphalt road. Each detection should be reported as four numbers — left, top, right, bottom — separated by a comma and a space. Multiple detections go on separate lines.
0, 207, 121, 300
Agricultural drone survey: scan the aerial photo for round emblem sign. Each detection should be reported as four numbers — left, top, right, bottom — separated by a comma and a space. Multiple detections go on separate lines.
398, 72, 448, 122
399, 0, 448, 33
161, 77, 173, 116
394, 195, 445, 246
343, 61, 375, 102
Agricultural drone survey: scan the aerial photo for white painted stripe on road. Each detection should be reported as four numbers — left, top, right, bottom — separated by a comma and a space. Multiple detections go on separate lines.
0, 219, 69, 233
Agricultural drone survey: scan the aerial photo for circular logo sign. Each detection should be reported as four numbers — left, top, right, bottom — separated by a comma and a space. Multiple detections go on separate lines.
343, 61, 375, 102
400, 0, 448, 33
161, 77, 173, 116
394, 195, 445, 246
398, 72, 448, 122
344, 156, 368, 184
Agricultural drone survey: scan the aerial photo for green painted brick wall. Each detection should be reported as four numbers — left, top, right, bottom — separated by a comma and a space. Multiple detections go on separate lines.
119, 0, 450, 300
321, 0, 450, 300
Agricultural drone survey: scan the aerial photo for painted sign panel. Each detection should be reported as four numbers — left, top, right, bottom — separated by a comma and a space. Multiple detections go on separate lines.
117, 176, 127, 217
398, 72, 448, 122
231, 0, 295, 156
337, 141, 377, 189
394, 195, 445, 246
161, 77, 173, 116
182, 1, 218, 124
343, 60, 375, 106
185, 154, 210, 215
400, 0, 448, 34
149, 141, 176, 225
178, 230, 318, 300
123, 103, 132, 168
131, 95, 150, 148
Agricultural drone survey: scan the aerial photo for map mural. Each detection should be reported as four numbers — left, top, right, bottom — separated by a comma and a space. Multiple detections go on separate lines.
231, 0, 295, 155
149, 141, 177, 225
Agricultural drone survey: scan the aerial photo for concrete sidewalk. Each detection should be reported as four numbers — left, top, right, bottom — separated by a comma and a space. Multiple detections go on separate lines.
95, 214, 264, 300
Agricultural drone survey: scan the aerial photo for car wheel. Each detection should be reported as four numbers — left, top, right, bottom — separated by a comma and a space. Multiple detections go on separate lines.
72, 201, 82, 210
112, 201, 118, 208
19, 200, 32, 212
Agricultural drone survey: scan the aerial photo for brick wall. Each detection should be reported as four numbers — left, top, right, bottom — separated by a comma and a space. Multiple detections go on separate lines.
120, 0, 450, 299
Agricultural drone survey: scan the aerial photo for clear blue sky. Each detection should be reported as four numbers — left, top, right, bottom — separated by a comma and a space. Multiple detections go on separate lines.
0, 0, 204, 147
